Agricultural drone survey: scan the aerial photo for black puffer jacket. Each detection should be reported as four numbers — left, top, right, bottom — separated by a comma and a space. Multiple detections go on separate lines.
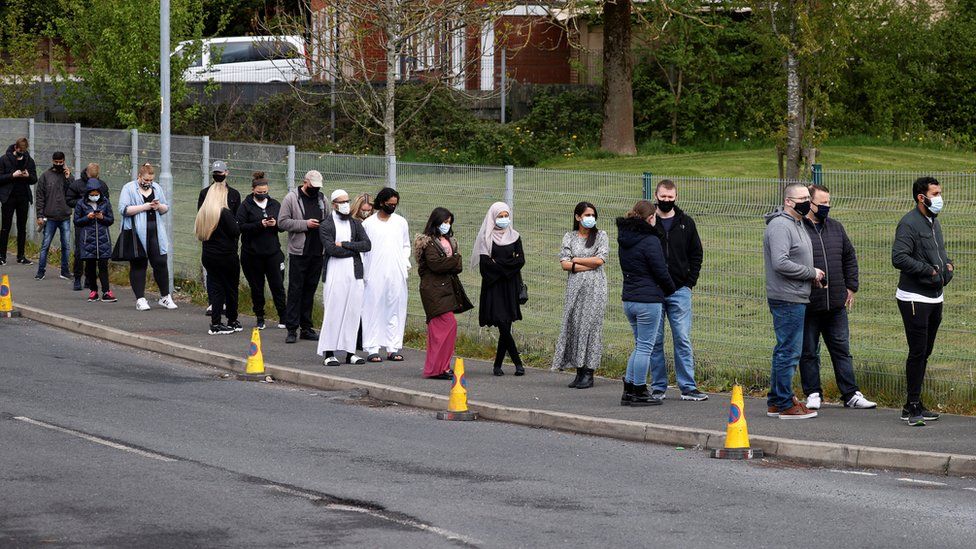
892, 207, 953, 298
616, 216, 675, 303
803, 216, 859, 312
236, 194, 283, 256
0, 144, 38, 203
654, 206, 703, 289
73, 180, 115, 260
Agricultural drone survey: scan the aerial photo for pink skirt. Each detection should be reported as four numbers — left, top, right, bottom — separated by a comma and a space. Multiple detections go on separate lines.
423, 312, 457, 377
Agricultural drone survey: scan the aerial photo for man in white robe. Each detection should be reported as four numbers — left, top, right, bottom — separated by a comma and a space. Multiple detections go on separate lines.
317, 189, 371, 366
361, 187, 411, 362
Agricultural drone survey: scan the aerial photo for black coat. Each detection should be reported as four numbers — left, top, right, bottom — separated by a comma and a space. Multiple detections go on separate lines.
892, 207, 953, 298
616, 216, 675, 303
319, 211, 370, 282
803, 216, 859, 312
236, 194, 284, 256
654, 206, 703, 289
0, 144, 38, 204
416, 234, 473, 322
198, 183, 241, 214
66, 169, 109, 209
74, 197, 115, 260
478, 238, 524, 327
202, 209, 241, 258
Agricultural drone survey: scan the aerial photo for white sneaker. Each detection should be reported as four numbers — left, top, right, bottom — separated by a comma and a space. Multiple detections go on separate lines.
135, 298, 150, 311
158, 295, 178, 310
845, 391, 877, 409
805, 392, 822, 410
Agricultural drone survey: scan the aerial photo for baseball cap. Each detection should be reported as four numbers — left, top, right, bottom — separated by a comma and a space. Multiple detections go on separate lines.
211, 160, 227, 173
305, 170, 323, 188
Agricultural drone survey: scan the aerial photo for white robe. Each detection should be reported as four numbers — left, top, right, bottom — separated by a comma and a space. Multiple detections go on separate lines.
317, 212, 364, 355
361, 212, 411, 354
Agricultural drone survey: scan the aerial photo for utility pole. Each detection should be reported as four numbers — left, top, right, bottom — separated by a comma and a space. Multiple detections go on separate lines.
160, 0, 175, 295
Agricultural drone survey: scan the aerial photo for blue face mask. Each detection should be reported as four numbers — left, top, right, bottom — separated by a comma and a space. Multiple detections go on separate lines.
88, 194, 100, 202
580, 215, 597, 229
438, 223, 451, 235
494, 217, 511, 229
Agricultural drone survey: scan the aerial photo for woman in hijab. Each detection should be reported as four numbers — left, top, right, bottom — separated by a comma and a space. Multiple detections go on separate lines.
473, 201, 526, 376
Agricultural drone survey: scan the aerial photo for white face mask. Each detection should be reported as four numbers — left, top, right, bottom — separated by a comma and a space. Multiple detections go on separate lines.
88, 194, 100, 203
926, 195, 944, 215
438, 223, 451, 235
337, 203, 351, 215
495, 217, 511, 229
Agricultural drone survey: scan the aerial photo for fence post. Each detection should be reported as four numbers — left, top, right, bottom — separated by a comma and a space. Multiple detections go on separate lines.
387, 155, 397, 189
287, 145, 296, 191
642, 172, 653, 200
504, 165, 514, 210
130, 129, 139, 181
201, 136, 210, 189
500, 46, 507, 124
811, 163, 823, 185
27, 119, 37, 241
73, 123, 81, 177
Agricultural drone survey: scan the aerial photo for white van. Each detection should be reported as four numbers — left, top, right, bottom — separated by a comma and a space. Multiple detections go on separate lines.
176, 36, 310, 83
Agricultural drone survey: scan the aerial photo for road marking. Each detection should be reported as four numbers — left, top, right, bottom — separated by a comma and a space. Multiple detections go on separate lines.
964, 487, 976, 492
897, 478, 946, 486
829, 469, 877, 476
265, 485, 482, 546
13, 416, 177, 463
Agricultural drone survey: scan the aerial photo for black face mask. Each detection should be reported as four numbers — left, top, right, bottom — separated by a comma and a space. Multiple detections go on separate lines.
304, 186, 320, 197
792, 200, 812, 216
253, 193, 268, 200
813, 205, 830, 221
139, 180, 153, 189
212, 173, 227, 183
381, 203, 397, 215
657, 200, 675, 214
53, 164, 65, 172
14, 151, 24, 160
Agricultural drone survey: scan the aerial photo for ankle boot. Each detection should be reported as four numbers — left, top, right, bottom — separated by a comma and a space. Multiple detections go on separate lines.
493, 365, 504, 376
568, 368, 584, 388
576, 368, 594, 389
514, 364, 525, 376
620, 379, 634, 406
631, 384, 662, 407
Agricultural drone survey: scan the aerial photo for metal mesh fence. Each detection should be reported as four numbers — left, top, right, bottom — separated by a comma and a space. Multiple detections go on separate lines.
2, 118, 973, 407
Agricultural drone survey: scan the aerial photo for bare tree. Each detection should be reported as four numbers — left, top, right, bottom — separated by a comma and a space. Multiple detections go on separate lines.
272, 0, 517, 157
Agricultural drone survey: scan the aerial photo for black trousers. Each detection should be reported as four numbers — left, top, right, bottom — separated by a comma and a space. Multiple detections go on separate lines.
0, 196, 30, 259
241, 250, 286, 320
494, 321, 523, 368
203, 254, 240, 325
284, 253, 322, 332
73, 230, 85, 280
897, 299, 943, 404
799, 307, 859, 401
129, 253, 170, 299
84, 258, 110, 293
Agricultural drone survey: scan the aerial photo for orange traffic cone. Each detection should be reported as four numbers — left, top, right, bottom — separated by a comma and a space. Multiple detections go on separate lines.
436, 358, 477, 421
711, 384, 763, 459
0, 274, 21, 318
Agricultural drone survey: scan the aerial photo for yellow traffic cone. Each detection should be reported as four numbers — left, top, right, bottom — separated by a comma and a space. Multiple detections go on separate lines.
711, 384, 763, 459
436, 357, 478, 421
0, 274, 21, 318
237, 328, 270, 381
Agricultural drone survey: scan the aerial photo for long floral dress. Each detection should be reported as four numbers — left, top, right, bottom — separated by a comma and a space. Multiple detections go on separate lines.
551, 230, 609, 371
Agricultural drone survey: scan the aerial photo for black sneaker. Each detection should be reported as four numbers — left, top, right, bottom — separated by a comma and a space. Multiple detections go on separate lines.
228, 320, 243, 332
285, 331, 297, 344
681, 389, 709, 401
34, 272, 45, 280
208, 323, 235, 335
299, 328, 318, 340
59, 273, 71, 280
650, 389, 667, 402
16, 257, 32, 265
72, 277, 83, 291
0, 257, 6, 266
920, 405, 940, 421
901, 402, 926, 426
256, 318, 266, 330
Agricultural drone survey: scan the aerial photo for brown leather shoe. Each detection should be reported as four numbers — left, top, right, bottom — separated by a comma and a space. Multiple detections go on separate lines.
778, 403, 818, 419
767, 406, 780, 418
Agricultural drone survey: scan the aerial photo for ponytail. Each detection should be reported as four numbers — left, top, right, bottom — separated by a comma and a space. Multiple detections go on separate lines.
626, 200, 656, 220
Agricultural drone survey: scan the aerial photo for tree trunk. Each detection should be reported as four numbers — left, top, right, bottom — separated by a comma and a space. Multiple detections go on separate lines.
384, 29, 397, 157
671, 69, 683, 145
784, 49, 802, 181
600, 0, 637, 155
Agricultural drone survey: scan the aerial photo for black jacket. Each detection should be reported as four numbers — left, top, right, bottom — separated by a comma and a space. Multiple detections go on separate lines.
478, 238, 525, 327
654, 206, 703, 289
892, 207, 953, 298
319, 211, 371, 282
0, 144, 38, 204
35, 167, 75, 221
803, 216, 859, 312
236, 194, 283, 256
198, 183, 241, 214
617, 217, 675, 303
202, 208, 241, 258
74, 181, 115, 260
66, 169, 109, 209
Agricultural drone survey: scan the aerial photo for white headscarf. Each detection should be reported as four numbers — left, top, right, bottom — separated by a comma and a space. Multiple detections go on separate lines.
471, 201, 520, 267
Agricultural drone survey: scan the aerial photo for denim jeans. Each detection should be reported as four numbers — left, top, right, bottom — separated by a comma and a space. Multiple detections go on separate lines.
623, 301, 663, 386
767, 299, 806, 410
37, 219, 71, 276
799, 307, 859, 401
649, 286, 697, 392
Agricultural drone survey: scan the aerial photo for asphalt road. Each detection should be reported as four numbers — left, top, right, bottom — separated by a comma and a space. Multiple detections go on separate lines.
1, 319, 975, 548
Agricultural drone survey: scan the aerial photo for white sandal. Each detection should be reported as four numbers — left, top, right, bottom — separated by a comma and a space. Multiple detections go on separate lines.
323, 356, 340, 367
346, 354, 366, 365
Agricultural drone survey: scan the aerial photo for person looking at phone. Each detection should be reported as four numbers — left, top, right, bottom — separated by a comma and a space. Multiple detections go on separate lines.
118, 163, 177, 311
277, 169, 326, 344
0, 137, 38, 265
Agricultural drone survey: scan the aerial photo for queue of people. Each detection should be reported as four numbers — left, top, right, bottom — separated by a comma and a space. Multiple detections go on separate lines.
1, 135, 955, 424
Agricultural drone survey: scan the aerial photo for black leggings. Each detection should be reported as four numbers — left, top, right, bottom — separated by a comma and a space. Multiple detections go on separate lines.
241, 251, 286, 320
494, 321, 523, 368
129, 253, 170, 299
203, 254, 240, 325
84, 259, 110, 293
0, 196, 29, 259
898, 300, 943, 404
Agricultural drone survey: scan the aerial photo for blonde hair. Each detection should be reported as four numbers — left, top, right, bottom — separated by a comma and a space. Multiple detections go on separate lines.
194, 183, 229, 242
351, 192, 372, 219
86, 163, 100, 179
138, 163, 155, 177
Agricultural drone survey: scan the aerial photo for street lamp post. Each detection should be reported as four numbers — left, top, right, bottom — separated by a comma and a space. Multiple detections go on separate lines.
160, 0, 175, 296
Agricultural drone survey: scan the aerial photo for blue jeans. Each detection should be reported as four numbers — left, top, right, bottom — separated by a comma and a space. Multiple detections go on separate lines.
623, 301, 663, 386
768, 299, 806, 410
37, 219, 71, 276
650, 286, 697, 392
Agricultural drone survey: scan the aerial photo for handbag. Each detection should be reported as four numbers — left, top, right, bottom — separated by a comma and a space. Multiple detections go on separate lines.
111, 227, 147, 261
517, 275, 528, 305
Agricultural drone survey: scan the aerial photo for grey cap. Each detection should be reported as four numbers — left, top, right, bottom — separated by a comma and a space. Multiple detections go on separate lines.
211, 160, 227, 173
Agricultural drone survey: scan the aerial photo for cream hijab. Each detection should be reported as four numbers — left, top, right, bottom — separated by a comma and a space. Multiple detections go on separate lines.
471, 201, 520, 267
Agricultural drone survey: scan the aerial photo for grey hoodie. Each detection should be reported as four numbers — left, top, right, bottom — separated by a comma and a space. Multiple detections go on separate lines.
763, 208, 816, 303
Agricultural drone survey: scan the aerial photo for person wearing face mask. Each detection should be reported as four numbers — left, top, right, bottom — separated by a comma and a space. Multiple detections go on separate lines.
316, 189, 372, 366
73, 179, 115, 302
278, 170, 326, 344
617, 200, 675, 406
199, 161, 241, 317
0, 137, 38, 265
416, 207, 473, 379
195, 180, 241, 335
350, 192, 373, 221
649, 180, 706, 402
66, 163, 108, 290
33, 152, 76, 280
361, 187, 411, 362
236, 172, 287, 330
892, 176, 954, 426
799, 184, 876, 412
474, 202, 526, 376
117, 163, 177, 311
763, 183, 825, 420
552, 201, 609, 390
